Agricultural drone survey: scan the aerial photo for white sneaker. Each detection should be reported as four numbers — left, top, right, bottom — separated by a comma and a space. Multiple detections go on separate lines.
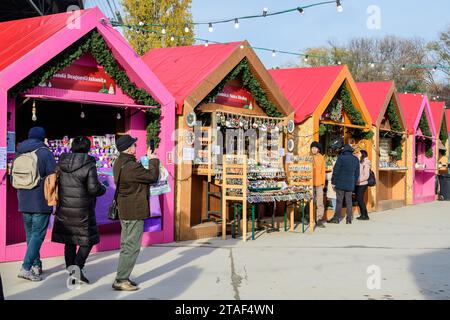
18, 268, 42, 282
31, 265, 42, 276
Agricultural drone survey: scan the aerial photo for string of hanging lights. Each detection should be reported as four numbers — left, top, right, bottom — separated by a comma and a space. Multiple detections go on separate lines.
110, 0, 344, 32
106, 20, 450, 73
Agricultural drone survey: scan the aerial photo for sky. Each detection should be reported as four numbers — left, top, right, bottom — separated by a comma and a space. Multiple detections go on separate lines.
85, 0, 450, 69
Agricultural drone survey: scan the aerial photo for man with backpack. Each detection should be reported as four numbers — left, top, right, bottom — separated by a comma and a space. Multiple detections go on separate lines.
12, 127, 56, 281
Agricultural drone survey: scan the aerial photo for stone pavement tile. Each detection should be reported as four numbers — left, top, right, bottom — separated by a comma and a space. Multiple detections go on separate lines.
1, 201, 450, 300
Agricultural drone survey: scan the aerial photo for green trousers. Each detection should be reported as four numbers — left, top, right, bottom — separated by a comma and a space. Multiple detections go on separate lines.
116, 220, 144, 282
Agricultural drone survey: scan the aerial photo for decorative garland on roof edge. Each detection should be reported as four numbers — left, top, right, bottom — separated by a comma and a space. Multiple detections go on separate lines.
439, 123, 448, 156
321, 83, 370, 138
418, 111, 433, 158
200, 58, 283, 118
8, 30, 162, 148
340, 82, 365, 127
386, 99, 404, 161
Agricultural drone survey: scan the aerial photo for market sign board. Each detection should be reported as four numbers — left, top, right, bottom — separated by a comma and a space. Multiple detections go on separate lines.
214, 84, 255, 109
39, 63, 116, 94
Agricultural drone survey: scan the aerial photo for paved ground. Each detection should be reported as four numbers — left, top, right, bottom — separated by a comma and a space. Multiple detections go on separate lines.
1, 201, 450, 300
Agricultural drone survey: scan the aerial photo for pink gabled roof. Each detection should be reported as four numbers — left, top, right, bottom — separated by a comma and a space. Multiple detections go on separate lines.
0, 10, 90, 72
430, 101, 445, 132
446, 109, 450, 133
269, 66, 344, 123
356, 81, 394, 125
397, 93, 427, 133
142, 42, 241, 114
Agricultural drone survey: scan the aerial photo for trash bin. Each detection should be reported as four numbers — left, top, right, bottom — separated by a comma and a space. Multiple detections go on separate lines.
437, 174, 450, 200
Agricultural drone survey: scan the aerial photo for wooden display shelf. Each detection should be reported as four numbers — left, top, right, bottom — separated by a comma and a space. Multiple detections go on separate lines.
378, 167, 408, 171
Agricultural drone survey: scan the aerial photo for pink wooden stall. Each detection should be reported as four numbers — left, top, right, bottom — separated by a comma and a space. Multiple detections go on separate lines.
398, 94, 437, 204
0, 8, 176, 262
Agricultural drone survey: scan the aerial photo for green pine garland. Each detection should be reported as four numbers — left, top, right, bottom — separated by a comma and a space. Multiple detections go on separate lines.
385, 99, 404, 161
386, 99, 403, 132
340, 82, 365, 126
418, 111, 433, 158
439, 122, 448, 156
8, 30, 161, 147
200, 58, 283, 117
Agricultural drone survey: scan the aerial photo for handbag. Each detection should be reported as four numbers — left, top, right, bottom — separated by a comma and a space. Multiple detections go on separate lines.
108, 164, 126, 220
367, 170, 376, 187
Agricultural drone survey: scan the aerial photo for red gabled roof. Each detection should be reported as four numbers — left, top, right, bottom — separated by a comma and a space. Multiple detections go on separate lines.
142, 42, 241, 113
269, 66, 343, 123
397, 93, 426, 133
430, 101, 445, 132
356, 81, 393, 125
0, 10, 89, 72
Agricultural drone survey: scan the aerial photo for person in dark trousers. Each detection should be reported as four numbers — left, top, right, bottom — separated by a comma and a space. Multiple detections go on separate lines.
355, 149, 371, 220
112, 135, 159, 291
51, 136, 106, 284
16, 127, 56, 282
328, 144, 360, 224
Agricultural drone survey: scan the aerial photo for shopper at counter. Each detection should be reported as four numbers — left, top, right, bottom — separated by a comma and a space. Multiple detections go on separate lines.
311, 141, 326, 228
112, 135, 159, 291
355, 149, 371, 221
328, 144, 360, 224
51, 136, 106, 284
14, 127, 56, 282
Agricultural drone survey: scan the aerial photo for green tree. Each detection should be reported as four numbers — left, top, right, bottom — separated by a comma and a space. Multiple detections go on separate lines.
122, 0, 194, 55
428, 25, 450, 79
297, 36, 432, 92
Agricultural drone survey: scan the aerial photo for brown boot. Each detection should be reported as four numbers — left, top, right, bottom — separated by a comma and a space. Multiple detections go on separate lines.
112, 280, 139, 291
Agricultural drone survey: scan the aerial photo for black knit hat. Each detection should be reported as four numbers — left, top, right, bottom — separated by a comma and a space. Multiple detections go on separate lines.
310, 141, 322, 153
116, 134, 137, 152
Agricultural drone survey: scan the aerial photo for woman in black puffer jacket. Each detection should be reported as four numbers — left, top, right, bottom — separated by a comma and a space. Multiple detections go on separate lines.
52, 136, 106, 283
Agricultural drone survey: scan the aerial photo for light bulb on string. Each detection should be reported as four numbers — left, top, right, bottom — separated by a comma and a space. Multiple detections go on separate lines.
138, 21, 144, 26
433, 66, 438, 72
304, 55, 309, 62
208, 23, 214, 32
204, 40, 209, 47
117, 112, 122, 120
240, 44, 244, 49
161, 26, 166, 34
297, 7, 304, 15
170, 35, 175, 42
272, 50, 276, 57
31, 100, 37, 122
401, 64, 406, 71
184, 24, 190, 33
369, 62, 375, 68
80, 105, 85, 119
337, 61, 342, 65
336, 0, 343, 13
234, 18, 239, 29
262, 8, 268, 16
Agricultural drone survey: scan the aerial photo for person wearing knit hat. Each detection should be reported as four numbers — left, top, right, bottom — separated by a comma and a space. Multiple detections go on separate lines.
310, 141, 326, 228
15, 127, 56, 282
112, 135, 160, 291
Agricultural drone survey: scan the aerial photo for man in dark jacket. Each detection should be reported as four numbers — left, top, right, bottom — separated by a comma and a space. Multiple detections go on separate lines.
328, 144, 360, 224
52, 136, 106, 284
16, 127, 56, 281
112, 134, 159, 291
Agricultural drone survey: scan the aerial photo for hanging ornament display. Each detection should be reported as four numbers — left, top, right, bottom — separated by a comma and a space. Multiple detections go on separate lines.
287, 120, 295, 133
186, 111, 197, 127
